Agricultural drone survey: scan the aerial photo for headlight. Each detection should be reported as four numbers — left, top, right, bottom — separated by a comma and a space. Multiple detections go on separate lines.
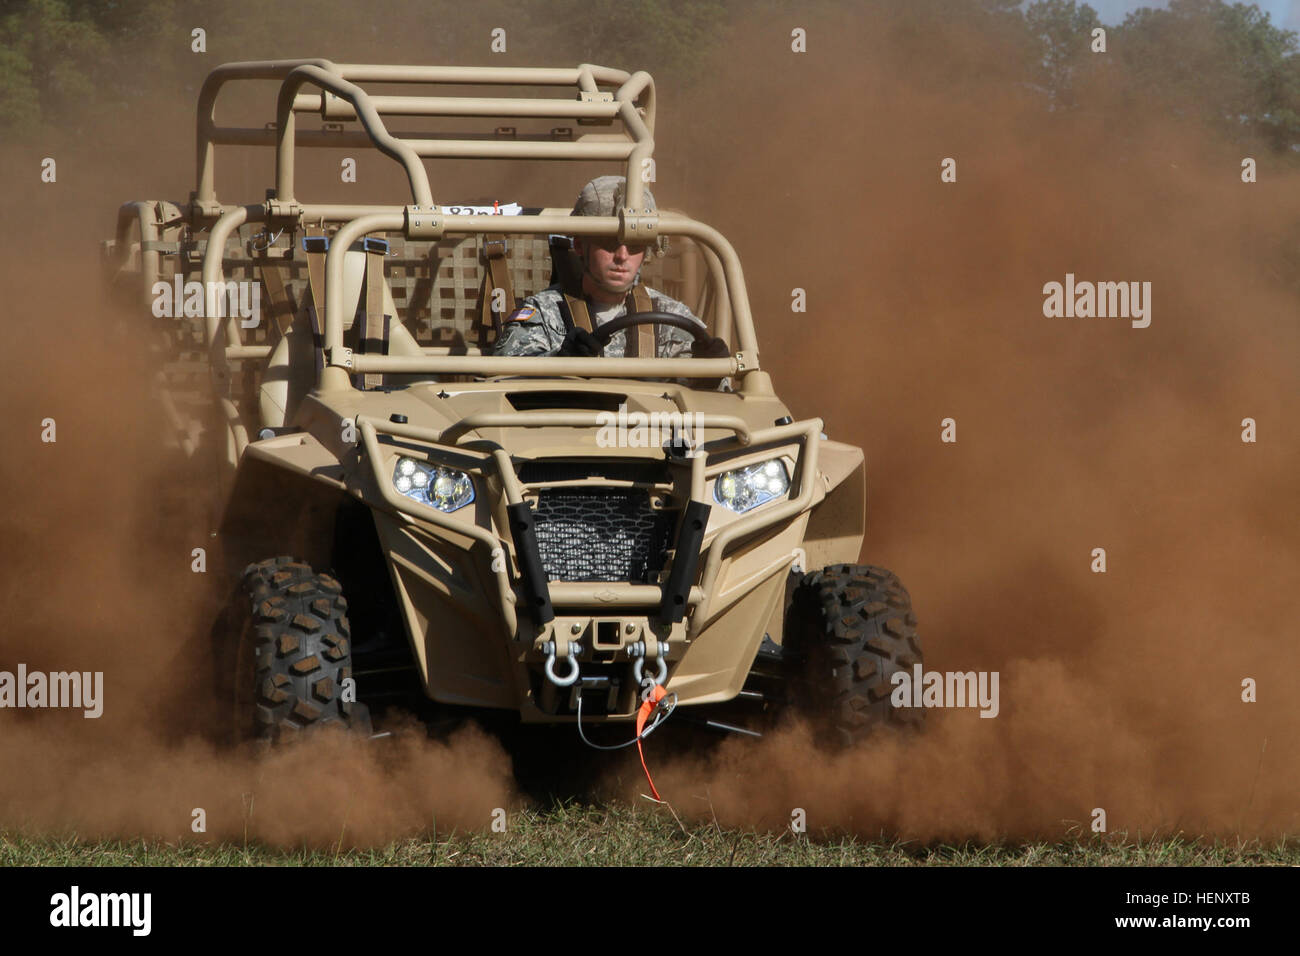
713, 458, 790, 513
392, 457, 475, 512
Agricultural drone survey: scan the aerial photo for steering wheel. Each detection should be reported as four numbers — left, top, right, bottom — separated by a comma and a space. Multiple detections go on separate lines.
590, 310, 715, 349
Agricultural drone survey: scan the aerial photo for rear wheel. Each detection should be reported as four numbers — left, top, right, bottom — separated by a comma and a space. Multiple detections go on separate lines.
784, 563, 924, 746
230, 556, 370, 742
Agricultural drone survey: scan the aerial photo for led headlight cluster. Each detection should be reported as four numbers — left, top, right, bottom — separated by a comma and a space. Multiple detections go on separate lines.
392, 457, 475, 513
713, 458, 790, 513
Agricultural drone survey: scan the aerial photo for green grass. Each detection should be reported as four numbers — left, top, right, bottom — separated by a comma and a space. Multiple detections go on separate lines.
2, 802, 1296, 866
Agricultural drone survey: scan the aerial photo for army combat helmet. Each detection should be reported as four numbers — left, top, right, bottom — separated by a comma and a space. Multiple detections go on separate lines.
572, 174, 655, 217
571, 175, 667, 258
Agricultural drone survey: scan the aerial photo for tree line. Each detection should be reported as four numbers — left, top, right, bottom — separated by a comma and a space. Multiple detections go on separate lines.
1, 0, 1296, 154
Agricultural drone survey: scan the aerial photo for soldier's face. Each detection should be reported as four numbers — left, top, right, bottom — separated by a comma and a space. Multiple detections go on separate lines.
577, 237, 647, 298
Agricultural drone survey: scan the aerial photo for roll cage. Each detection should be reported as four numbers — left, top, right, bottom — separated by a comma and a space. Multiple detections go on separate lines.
107, 59, 766, 394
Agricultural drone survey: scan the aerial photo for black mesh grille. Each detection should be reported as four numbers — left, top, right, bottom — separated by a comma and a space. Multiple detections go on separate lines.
532, 490, 676, 583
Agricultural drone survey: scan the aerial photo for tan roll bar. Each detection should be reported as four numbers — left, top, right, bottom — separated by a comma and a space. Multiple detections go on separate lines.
195, 60, 655, 212
181, 60, 764, 390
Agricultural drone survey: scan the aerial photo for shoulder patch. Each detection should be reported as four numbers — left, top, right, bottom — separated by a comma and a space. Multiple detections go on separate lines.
506, 306, 537, 322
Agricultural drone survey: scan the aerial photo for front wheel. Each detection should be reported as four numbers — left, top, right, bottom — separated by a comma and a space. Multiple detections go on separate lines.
230, 556, 369, 743
784, 563, 924, 747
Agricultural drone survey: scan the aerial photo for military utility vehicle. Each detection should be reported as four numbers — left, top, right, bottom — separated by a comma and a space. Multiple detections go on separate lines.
103, 60, 923, 749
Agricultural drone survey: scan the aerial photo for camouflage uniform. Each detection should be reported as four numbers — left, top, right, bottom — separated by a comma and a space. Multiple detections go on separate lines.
494, 284, 703, 357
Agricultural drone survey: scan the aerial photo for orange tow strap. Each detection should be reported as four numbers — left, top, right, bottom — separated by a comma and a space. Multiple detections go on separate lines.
635, 684, 668, 801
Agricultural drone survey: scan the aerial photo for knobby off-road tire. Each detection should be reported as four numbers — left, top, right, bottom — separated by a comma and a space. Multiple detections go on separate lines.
233, 557, 367, 743
787, 563, 924, 747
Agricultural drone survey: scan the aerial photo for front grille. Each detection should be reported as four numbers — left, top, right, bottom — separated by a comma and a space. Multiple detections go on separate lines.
531, 489, 676, 583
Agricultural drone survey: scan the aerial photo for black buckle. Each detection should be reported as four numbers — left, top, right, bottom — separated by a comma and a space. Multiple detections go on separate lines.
362, 237, 390, 255
301, 235, 329, 254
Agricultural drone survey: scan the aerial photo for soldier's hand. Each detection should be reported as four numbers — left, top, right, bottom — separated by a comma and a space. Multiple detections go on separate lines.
690, 335, 731, 359
558, 327, 603, 357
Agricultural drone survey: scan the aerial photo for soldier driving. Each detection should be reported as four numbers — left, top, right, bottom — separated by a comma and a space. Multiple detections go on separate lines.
493, 175, 730, 362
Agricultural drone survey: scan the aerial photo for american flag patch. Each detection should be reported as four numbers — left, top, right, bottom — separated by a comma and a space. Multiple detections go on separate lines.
507, 306, 537, 322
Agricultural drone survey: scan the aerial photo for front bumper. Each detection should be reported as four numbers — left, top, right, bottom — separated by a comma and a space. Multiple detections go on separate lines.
358, 412, 823, 718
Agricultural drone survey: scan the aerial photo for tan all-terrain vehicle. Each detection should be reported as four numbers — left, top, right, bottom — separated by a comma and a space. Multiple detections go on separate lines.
103, 60, 922, 749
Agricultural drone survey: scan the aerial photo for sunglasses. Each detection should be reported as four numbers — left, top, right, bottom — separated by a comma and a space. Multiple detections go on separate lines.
586, 237, 650, 256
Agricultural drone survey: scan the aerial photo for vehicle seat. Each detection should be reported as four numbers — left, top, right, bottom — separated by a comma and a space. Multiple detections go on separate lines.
258, 245, 433, 430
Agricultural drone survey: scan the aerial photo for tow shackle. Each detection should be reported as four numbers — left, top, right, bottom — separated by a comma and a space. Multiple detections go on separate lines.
628, 640, 668, 686
541, 640, 581, 687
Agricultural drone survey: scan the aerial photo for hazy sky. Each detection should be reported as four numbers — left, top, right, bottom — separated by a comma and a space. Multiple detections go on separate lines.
1083, 0, 1299, 30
